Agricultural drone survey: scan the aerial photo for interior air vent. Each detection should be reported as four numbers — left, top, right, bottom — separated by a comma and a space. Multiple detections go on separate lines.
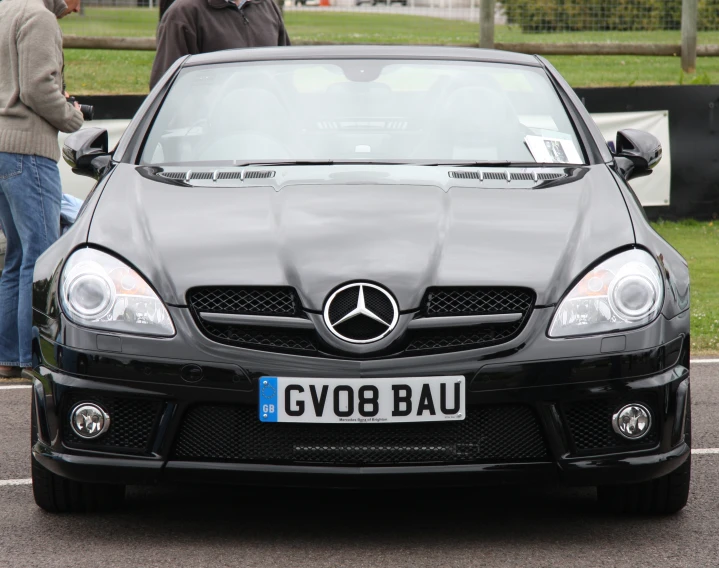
159, 171, 186, 180
448, 171, 481, 179
159, 170, 276, 181
191, 172, 214, 180
510, 173, 534, 181
217, 171, 276, 180
449, 171, 566, 182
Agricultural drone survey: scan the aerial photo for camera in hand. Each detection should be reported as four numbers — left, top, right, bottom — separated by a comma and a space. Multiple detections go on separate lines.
67, 97, 94, 121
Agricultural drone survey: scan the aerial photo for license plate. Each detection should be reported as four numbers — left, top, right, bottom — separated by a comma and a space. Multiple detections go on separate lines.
258, 376, 465, 424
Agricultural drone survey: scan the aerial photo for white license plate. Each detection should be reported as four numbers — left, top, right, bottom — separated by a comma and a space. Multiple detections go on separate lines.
258, 376, 465, 424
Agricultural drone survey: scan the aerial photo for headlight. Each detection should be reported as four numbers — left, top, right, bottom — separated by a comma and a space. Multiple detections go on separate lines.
60, 248, 175, 337
549, 249, 663, 338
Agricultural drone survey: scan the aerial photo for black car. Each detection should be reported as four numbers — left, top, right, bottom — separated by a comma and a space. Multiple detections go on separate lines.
30, 46, 691, 515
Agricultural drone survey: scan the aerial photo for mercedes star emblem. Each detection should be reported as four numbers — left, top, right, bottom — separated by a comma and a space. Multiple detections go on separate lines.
323, 283, 399, 344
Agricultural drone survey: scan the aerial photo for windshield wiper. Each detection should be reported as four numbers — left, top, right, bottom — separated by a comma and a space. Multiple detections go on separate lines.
419, 161, 535, 167
231, 160, 415, 167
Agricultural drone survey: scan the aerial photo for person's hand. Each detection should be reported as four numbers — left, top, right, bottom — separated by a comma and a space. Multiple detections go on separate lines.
65, 91, 81, 111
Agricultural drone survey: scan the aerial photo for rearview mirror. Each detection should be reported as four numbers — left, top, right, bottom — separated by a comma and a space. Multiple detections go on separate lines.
613, 129, 662, 181
62, 127, 112, 180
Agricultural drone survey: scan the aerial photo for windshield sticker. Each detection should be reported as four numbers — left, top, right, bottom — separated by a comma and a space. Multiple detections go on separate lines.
524, 135, 582, 164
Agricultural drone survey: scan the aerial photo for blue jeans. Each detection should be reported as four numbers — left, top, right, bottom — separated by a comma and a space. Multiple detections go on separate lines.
0, 153, 62, 368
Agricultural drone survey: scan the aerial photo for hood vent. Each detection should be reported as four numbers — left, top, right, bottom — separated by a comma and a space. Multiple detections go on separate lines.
449, 171, 565, 182
159, 170, 276, 182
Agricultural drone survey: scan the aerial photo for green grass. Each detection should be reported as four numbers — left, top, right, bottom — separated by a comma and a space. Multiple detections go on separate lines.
57, 8, 719, 44
59, 9, 719, 93
652, 220, 719, 355
60, 7, 158, 37
62, 48, 719, 94
64, 49, 155, 95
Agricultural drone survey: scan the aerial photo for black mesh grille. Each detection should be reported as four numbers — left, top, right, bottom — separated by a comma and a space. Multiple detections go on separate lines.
423, 287, 534, 317
189, 287, 300, 316
328, 287, 359, 322
200, 322, 317, 353
405, 321, 523, 353
564, 398, 659, 454
363, 287, 395, 324
62, 392, 163, 454
173, 405, 547, 465
335, 316, 389, 341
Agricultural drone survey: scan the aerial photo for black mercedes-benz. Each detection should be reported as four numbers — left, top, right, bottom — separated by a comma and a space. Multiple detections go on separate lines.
29, 46, 691, 515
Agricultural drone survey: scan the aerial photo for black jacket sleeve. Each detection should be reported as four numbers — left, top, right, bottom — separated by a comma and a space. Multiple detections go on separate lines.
150, 17, 198, 89
269, 0, 291, 46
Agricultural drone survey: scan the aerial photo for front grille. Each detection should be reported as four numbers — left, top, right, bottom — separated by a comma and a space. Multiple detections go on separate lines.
188, 287, 300, 316
173, 405, 548, 465
200, 322, 317, 353
423, 287, 534, 317
62, 392, 163, 454
563, 398, 659, 454
405, 321, 523, 353
189, 286, 534, 357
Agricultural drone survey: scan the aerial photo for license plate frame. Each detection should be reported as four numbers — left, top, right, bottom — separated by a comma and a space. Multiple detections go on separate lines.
258, 376, 465, 424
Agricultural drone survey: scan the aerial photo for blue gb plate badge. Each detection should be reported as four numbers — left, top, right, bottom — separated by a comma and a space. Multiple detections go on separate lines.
259, 377, 278, 422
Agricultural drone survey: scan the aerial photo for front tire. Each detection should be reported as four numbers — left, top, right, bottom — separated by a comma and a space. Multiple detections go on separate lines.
596, 457, 691, 515
31, 393, 125, 513
597, 391, 691, 515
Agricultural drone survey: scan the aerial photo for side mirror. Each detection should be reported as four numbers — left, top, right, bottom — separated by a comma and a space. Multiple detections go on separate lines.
62, 127, 111, 180
613, 129, 662, 181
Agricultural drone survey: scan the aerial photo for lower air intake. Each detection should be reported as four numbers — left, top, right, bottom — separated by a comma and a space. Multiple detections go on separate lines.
563, 397, 659, 454
62, 392, 163, 454
173, 405, 548, 465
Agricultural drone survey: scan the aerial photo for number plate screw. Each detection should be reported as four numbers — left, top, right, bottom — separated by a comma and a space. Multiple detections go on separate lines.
458, 413, 463, 418
263, 380, 268, 386
263, 413, 268, 418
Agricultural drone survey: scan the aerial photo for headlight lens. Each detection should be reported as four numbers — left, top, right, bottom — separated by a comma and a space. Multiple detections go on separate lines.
60, 248, 175, 337
549, 249, 663, 338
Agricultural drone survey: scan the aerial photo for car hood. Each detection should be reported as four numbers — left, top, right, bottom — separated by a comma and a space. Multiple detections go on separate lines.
87, 165, 634, 310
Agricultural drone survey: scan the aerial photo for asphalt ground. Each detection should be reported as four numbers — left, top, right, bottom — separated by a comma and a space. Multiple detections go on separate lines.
1, 364, 718, 567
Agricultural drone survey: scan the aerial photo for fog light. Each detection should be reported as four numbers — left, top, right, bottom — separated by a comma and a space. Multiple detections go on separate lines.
70, 403, 111, 439
612, 403, 651, 440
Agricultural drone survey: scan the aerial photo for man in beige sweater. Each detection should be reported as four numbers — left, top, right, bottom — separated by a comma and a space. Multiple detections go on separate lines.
0, 0, 84, 377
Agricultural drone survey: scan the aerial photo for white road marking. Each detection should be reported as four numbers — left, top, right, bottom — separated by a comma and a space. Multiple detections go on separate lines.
691, 448, 719, 455
0, 385, 31, 390
0, 479, 31, 486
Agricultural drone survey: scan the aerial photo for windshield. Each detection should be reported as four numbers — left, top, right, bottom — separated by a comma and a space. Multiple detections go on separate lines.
141, 59, 585, 166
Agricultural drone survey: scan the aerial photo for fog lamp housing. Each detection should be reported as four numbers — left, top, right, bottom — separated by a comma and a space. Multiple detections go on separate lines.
70, 403, 111, 440
612, 403, 652, 440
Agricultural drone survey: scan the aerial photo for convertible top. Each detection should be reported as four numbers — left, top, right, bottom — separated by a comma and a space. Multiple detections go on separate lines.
183, 45, 542, 68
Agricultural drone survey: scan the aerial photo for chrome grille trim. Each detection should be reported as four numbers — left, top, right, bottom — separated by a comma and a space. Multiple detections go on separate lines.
407, 313, 523, 329
199, 312, 315, 329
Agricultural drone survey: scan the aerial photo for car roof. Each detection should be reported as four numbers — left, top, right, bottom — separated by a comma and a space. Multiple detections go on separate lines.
183, 45, 542, 68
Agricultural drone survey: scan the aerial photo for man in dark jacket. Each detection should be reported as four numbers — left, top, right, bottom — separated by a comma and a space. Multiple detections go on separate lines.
150, 0, 290, 89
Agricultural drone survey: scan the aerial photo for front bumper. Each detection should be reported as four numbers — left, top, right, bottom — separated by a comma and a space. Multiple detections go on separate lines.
30, 333, 691, 489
